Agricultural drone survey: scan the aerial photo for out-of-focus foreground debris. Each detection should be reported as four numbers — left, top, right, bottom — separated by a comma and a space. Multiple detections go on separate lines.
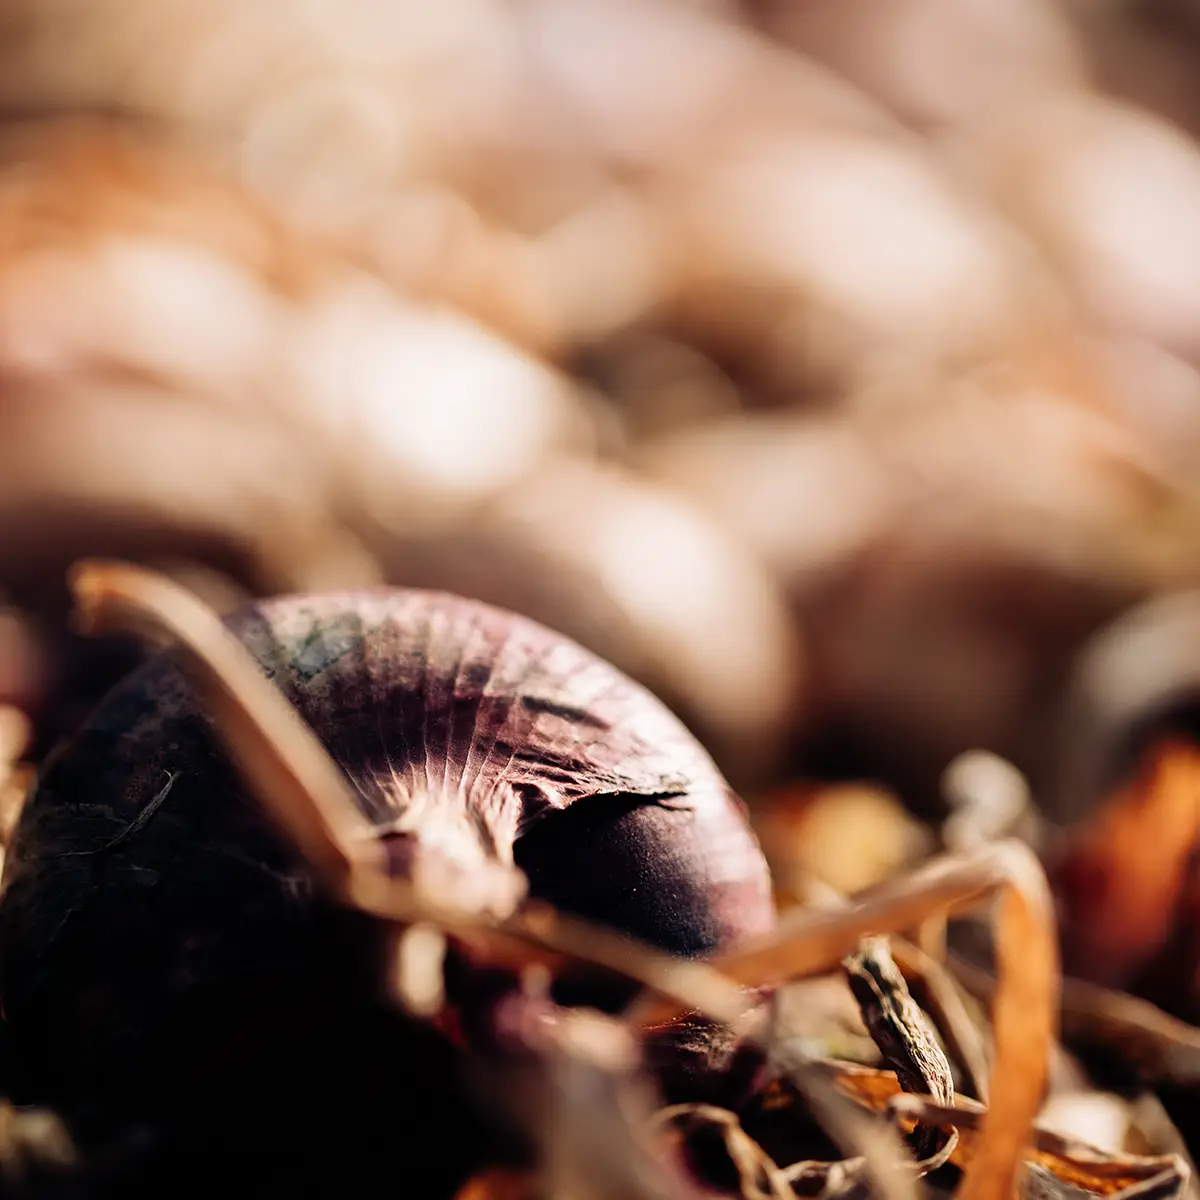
1, 0, 1200, 1197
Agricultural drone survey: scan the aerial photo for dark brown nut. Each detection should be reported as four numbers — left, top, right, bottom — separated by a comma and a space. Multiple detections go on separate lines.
0, 587, 775, 1192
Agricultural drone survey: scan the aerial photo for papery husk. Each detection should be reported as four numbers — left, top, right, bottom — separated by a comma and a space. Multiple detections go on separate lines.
0, 583, 775, 1113
367, 458, 803, 786
641, 376, 1200, 805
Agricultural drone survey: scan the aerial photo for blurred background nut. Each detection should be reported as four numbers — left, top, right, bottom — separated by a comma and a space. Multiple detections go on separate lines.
741, 0, 1087, 134
653, 125, 1064, 403
643, 379, 1200, 806
368, 458, 803, 787
0, 0, 1196, 906
0, 114, 603, 755
960, 94, 1200, 364
0, 117, 595, 535
1068, 0, 1200, 136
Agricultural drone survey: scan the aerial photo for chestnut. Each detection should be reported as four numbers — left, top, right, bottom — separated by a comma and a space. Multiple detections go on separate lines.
0, 583, 775, 1194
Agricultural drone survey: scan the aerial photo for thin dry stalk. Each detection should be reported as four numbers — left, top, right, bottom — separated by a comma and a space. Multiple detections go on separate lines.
651, 1104, 794, 1200
0, 706, 29, 769
0, 705, 33, 865
891, 937, 992, 1103
887, 1094, 1189, 1195
762, 995, 922, 1200
950, 953, 1200, 1087
69, 560, 381, 890
632, 844, 1059, 1200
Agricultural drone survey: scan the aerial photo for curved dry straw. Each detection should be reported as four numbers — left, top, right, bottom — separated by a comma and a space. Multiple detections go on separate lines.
629, 843, 1059, 1200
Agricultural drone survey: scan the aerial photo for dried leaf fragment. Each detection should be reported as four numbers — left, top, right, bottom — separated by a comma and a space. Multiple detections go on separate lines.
1053, 738, 1200, 994
634, 842, 1058, 1200
454, 1170, 540, 1200
949, 952, 1200, 1088
889, 937, 991, 1102
817, 1064, 1189, 1200
843, 937, 953, 1156
653, 1105, 792, 1200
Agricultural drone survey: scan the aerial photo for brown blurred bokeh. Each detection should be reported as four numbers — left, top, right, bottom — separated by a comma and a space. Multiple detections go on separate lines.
0, 0, 1198, 815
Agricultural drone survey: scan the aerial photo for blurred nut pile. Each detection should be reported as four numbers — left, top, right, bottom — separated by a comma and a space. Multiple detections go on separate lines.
0, 0, 1198, 811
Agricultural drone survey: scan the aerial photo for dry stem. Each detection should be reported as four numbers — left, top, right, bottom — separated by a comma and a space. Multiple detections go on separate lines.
631, 844, 1059, 1200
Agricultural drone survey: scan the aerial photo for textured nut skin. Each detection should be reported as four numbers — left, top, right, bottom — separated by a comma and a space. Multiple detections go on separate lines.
0, 587, 775, 1122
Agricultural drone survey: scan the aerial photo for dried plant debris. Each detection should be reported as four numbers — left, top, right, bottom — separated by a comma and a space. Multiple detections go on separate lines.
655, 1106, 797, 1200
843, 937, 955, 1156
454, 1171, 541, 1200
948, 951, 1200, 1090
1051, 739, 1200, 1001
0, 560, 1186, 1200
814, 1065, 1189, 1200
888, 939, 992, 1104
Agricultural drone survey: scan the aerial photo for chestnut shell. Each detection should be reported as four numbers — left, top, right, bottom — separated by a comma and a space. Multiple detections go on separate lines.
0, 588, 774, 1189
